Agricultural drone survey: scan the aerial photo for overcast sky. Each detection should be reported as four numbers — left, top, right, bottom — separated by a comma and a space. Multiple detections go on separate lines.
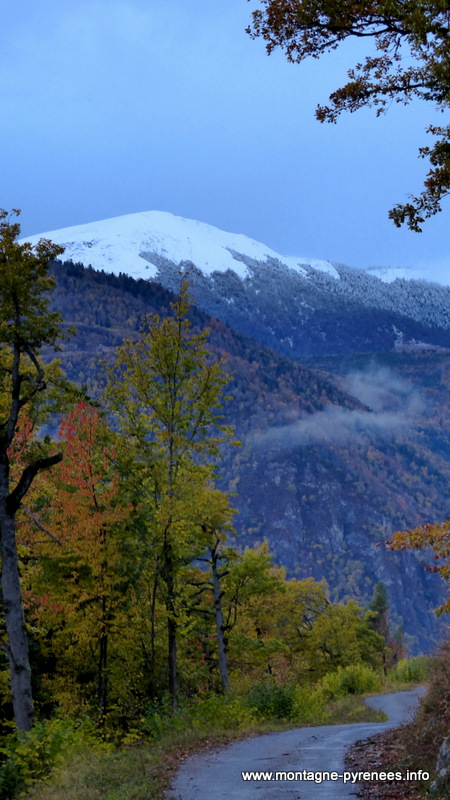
2, 0, 448, 279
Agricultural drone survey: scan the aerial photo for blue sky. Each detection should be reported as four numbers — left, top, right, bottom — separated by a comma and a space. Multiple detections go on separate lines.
2, 0, 448, 278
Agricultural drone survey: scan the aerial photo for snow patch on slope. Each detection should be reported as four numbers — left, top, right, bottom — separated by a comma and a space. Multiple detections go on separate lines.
24, 210, 339, 281
365, 266, 431, 283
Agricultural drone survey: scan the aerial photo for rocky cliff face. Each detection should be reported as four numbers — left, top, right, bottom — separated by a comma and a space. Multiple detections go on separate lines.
232, 434, 447, 652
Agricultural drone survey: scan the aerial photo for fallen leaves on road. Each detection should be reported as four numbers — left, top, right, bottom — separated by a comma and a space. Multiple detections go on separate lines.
345, 726, 425, 799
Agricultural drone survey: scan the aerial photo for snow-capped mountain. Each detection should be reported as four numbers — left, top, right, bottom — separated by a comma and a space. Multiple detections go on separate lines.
25, 210, 450, 358
24, 209, 449, 286
24, 210, 339, 281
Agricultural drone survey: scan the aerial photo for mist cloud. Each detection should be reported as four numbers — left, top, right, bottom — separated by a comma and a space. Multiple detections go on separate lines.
253, 366, 424, 450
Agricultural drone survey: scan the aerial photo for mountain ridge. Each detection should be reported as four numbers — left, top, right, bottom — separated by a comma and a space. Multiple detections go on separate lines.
25, 209, 447, 286
25, 210, 337, 281
25, 212, 450, 361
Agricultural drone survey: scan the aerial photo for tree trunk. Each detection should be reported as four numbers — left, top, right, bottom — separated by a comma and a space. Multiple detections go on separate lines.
210, 545, 229, 692
97, 594, 108, 724
149, 570, 158, 701
164, 539, 178, 711
167, 612, 178, 711
0, 469, 34, 731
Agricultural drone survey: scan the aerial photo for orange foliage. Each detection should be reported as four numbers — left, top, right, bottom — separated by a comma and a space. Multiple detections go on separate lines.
388, 521, 450, 614
28, 403, 131, 625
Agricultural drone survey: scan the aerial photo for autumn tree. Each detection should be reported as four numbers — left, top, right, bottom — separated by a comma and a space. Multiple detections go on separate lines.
221, 544, 329, 685
26, 404, 132, 722
0, 209, 66, 731
105, 282, 236, 709
184, 485, 237, 693
388, 520, 450, 615
304, 599, 385, 678
222, 543, 289, 682
247, 0, 450, 230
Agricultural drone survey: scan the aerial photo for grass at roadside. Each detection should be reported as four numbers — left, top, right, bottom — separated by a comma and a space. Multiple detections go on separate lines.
22, 695, 389, 800
15, 658, 429, 800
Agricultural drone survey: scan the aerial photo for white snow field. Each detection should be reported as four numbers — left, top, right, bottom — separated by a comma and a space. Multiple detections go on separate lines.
23, 210, 339, 281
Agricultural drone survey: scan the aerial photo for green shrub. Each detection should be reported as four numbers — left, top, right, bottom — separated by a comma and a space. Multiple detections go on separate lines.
292, 665, 381, 724
190, 694, 257, 731
244, 683, 297, 721
320, 664, 381, 700
142, 696, 190, 741
292, 686, 326, 723
143, 693, 257, 741
392, 656, 430, 684
0, 715, 109, 799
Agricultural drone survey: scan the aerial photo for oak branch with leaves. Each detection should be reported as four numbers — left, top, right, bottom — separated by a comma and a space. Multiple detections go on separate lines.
388, 521, 450, 615
248, 0, 450, 230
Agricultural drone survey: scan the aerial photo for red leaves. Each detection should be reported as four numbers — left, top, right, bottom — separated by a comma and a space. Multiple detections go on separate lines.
7, 413, 34, 461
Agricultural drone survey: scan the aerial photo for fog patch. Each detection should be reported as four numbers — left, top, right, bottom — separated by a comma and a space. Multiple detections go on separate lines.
254, 367, 424, 450
340, 366, 423, 414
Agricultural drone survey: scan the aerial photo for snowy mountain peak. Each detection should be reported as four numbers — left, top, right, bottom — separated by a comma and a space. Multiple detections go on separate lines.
23, 210, 339, 282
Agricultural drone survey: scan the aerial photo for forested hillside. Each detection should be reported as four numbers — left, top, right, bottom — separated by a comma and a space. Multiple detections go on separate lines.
135, 253, 450, 358
47, 260, 450, 653
0, 242, 398, 739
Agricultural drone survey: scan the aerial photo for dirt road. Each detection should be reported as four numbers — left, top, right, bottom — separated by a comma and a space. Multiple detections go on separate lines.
167, 688, 425, 799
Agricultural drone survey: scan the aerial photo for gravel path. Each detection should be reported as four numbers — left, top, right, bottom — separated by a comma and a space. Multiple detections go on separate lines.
167, 688, 425, 800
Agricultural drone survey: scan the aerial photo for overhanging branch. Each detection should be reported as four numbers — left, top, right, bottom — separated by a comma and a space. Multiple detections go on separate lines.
7, 453, 63, 514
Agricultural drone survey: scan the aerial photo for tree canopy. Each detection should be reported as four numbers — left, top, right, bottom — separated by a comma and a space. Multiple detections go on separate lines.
247, 0, 450, 231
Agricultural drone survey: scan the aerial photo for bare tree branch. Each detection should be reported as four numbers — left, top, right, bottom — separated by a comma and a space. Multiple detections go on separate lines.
22, 505, 62, 546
